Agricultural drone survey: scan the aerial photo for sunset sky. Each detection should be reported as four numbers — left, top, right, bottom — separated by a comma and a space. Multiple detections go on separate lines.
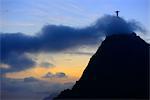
0, 0, 150, 100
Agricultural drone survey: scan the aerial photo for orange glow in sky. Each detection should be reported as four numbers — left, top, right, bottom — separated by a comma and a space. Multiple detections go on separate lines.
6, 53, 92, 83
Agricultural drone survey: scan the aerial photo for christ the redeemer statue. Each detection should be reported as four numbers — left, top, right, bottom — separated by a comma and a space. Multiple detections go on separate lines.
115, 11, 120, 17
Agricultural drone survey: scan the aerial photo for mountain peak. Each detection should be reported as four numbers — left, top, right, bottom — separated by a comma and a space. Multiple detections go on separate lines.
45, 33, 149, 100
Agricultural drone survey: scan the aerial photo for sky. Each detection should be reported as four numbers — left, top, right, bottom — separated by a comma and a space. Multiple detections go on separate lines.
1, 0, 150, 34
0, 0, 150, 100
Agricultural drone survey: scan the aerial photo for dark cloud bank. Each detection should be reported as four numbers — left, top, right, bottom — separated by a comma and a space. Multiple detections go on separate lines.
0, 15, 145, 74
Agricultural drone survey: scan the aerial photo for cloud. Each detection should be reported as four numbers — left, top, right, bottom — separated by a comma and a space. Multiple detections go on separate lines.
1, 77, 73, 100
66, 51, 94, 56
42, 72, 53, 78
40, 62, 55, 68
0, 53, 35, 74
0, 15, 145, 74
0, 64, 10, 69
94, 15, 146, 36
55, 72, 67, 78
42, 72, 67, 78
24, 77, 39, 82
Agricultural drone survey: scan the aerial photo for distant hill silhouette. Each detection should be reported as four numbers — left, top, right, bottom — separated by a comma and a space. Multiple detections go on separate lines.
45, 33, 149, 100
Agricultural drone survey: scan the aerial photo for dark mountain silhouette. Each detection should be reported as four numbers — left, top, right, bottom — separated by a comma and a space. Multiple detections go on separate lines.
45, 33, 149, 100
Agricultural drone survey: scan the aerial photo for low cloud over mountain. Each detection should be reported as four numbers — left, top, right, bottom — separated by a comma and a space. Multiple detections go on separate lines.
0, 15, 146, 74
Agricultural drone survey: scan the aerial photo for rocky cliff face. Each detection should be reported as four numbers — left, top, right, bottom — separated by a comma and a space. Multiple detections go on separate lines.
53, 33, 149, 99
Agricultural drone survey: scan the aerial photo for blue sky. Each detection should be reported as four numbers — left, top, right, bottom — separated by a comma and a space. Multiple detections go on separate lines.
1, 0, 149, 35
